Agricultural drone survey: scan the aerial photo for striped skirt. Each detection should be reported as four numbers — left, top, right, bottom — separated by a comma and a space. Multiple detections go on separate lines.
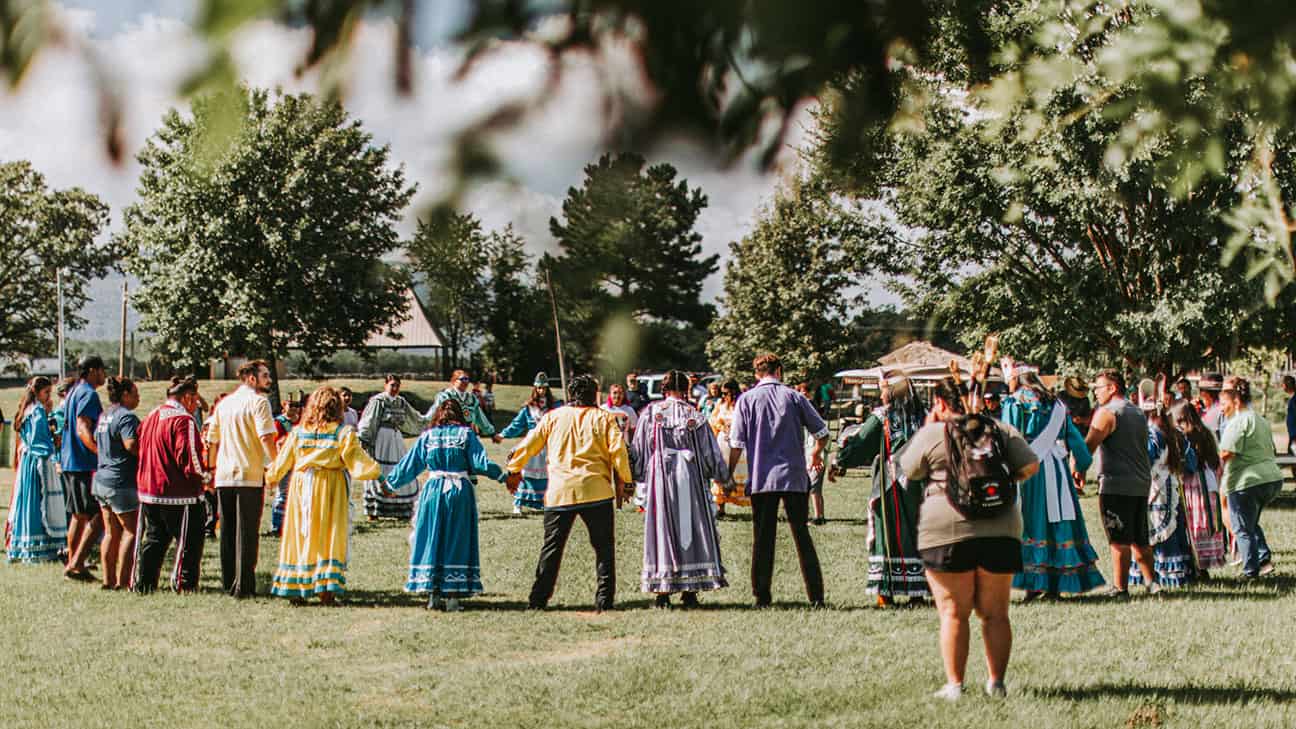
361, 427, 418, 520
271, 467, 352, 598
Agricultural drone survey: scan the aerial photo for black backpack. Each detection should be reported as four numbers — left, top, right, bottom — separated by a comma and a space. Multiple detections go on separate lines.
942, 414, 1017, 519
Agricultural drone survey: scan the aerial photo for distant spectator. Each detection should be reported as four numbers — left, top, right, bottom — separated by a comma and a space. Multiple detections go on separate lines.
624, 372, 649, 413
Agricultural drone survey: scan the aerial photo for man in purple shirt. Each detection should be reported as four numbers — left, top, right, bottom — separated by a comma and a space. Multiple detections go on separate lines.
727, 353, 830, 607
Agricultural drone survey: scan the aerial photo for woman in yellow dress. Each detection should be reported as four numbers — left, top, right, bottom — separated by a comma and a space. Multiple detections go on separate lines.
708, 379, 750, 517
267, 386, 380, 604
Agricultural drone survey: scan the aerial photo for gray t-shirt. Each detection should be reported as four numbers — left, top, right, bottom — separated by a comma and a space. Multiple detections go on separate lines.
1094, 398, 1151, 497
900, 418, 1038, 551
94, 405, 141, 494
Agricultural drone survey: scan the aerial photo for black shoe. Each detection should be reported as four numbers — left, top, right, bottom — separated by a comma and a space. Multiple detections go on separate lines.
680, 592, 700, 609
811, 517, 827, 526
654, 594, 672, 609
754, 596, 773, 609
527, 601, 546, 611
809, 599, 827, 609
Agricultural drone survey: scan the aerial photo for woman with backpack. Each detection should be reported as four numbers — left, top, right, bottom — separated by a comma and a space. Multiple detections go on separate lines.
1001, 370, 1105, 599
900, 376, 1039, 701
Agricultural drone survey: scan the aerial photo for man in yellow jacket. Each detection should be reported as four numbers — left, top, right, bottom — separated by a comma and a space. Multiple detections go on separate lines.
508, 374, 632, 611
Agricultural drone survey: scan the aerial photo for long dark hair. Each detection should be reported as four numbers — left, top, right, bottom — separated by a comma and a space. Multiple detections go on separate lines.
527, 385, 556, 410
430, 398, 467, 428
106, 376, 135, 405
16, 376, 52, 434
1171, 400, 1220, 472
721, 379, 740, 404
1016, 371, 1055, 405
1146, 407, 1185, 476
933, 376, 967, 415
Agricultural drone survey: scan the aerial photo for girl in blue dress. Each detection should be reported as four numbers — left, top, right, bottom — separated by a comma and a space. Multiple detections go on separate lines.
385, 398, 507, 611
1002, 371, 1105, 598
7, 377, 68, 563
498, 373, 560, 514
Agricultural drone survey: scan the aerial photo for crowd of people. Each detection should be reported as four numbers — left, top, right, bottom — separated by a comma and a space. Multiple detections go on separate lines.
834, 365, 1287, 699
4, 351, 1289, 700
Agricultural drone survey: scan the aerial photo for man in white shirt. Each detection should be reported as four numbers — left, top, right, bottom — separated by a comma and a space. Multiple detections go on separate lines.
205, 360, 279, 597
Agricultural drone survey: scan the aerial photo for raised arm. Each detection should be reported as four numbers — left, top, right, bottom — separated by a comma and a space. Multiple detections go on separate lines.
499, 408, 533, 439
466, 431, 506, 482
385, 434, 429, 492
506, 415, 551, 473
332, 426, 378, 482
265, 430, 298, 484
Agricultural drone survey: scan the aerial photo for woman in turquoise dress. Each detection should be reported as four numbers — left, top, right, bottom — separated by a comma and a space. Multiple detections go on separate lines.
7, 377, 68, 563
1002, 372, 1105, 598
499, 373, 560, 514
384, 398, 508, 612
834, 375, 929, 606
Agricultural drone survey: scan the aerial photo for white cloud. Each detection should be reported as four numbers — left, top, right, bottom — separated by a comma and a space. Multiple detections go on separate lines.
0, 4, 817, 339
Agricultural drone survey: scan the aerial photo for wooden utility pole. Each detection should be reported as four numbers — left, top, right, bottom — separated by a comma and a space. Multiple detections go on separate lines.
544, 266, 568, 397
56, 269, 66, 382
118, 280, 128, 376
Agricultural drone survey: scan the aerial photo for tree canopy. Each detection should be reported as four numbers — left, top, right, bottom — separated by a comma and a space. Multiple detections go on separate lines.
813, 6, 1296, 374
547, 152, 717, 373
120, 87, 415, 400
707, 177, 880, 382
0, 160, 114, 364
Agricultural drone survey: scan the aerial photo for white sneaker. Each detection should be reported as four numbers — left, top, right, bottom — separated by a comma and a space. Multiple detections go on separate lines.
512, 505, 523, 515
932, 683, 962, 702
1148, 582, 1162, 595
985, 680, 1007, 698
445, 598, 464, 612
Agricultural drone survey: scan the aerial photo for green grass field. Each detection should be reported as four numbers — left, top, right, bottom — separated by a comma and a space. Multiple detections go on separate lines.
1, 378, 1294, 728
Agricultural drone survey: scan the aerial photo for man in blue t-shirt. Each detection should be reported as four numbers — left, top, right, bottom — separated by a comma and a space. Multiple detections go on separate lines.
60, 355, 107, 580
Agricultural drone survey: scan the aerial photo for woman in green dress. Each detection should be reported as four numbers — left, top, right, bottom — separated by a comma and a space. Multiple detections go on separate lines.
834, 375, 929, 606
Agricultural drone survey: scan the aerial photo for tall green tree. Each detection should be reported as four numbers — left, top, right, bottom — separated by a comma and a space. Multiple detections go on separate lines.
707, 177, 879, 383
120, 87, 416, 407
475, 226, 552, 384
0, 160, 114, 363
548, 152, 717, 371
406, 212, 490, 379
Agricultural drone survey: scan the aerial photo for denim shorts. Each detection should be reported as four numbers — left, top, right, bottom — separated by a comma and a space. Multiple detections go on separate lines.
93, 481, 140, 515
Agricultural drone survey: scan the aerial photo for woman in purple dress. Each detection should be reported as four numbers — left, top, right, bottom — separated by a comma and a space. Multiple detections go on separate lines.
631, 370, 731, 609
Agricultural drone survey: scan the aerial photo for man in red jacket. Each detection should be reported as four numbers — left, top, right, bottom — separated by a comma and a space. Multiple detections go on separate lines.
132, 376, 207, 593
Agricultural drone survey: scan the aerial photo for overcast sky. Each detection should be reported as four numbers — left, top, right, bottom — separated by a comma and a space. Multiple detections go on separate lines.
1, 2, 826, 339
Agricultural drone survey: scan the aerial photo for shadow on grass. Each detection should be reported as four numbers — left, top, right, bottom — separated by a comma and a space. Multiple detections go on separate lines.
1028, 682, 1296, 704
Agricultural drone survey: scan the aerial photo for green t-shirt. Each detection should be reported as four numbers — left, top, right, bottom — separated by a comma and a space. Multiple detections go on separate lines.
1219, 408, 1284, 494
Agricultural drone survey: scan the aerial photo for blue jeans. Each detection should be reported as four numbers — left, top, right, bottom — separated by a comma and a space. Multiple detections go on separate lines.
1227, 480, 1281, 576
270, 475, 290, 534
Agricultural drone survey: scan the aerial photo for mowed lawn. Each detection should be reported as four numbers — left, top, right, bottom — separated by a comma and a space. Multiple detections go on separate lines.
0, 378, 1294, 728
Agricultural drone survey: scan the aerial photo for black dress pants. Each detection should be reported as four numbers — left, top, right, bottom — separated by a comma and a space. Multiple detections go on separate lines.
529, 501, 616, 610
218, 487, 264, 597
751, 491, 824, 605
133, 502, 206, 593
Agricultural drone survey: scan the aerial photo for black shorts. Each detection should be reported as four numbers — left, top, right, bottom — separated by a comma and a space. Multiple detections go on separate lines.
808, 468, 825, 494
1098, 494, 1150, 546
62, 471, 98, 517
919, 537, 1023, 574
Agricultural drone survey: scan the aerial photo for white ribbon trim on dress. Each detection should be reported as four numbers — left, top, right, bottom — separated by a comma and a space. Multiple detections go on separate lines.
674, 450, 695, 551
427, 470, 470, 494
1027, 401, 1075, 524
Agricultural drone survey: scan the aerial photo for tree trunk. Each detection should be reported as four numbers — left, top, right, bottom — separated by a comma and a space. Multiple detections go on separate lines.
266, 351, 283, 415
